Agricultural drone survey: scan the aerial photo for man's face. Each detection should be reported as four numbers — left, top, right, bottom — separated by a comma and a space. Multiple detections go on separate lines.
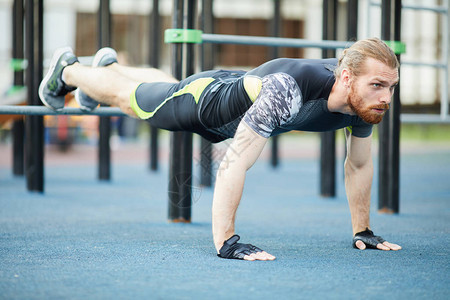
347, 58, 399, 124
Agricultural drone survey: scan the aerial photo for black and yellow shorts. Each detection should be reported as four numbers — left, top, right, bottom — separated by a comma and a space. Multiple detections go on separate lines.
130, 70, 259, 143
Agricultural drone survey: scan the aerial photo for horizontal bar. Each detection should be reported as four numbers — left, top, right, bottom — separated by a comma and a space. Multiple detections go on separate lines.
370, 1, 448, 14
402, 4, 448, 14
401, 61, 448, 69
202, 33, 352, 49
0, 105, 126, 116
401, 114, 450, 124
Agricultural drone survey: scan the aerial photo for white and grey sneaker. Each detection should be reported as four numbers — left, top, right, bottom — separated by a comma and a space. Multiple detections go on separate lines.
75, 47, 118, 111
38, 47, 78, 111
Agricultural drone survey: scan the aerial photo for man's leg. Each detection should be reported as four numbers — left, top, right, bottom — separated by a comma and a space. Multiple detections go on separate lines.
62, 63, 139, 117
109, 64, 179, 84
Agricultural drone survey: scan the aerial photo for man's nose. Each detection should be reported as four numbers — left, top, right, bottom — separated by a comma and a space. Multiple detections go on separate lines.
380, 90, 392, 104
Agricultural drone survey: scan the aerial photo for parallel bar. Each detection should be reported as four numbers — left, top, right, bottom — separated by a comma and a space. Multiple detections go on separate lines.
270, 0, 281, 168
319, 0, 337, 198
370, 1, 448, 14
98, 0, 112, 181
378, 0, 391, 212
401, 114, 450, 124
402, 4, 447, 14
12, 0, 25, 176
199, 0, 214, 187
0, 106, 125, 116
401, 61, 447, 69
440, 0, 449, 119
25, 0, 45, 192
148, 0, 160, 171
389, 0, 402, 214
202, 33, 351, 49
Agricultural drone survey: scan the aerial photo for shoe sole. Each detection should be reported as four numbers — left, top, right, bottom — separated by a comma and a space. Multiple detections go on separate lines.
75, 47, 117, 111
92, 47, 117, 67
38, 46, 74, 111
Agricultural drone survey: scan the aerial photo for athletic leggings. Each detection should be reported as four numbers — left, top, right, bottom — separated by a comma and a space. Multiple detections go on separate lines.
130, 70, 253, 143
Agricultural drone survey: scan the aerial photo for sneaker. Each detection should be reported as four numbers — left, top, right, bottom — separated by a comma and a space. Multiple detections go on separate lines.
75, 47, 118, 111
39, 47, 78, 111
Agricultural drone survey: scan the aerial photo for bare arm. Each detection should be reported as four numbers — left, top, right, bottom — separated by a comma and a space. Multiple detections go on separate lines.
344, 129, 401, 250
344, 130, 374, 235
212, 121, 275, 260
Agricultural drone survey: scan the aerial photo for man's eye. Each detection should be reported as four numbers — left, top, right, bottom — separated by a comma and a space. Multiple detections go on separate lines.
372, 83, 381, 88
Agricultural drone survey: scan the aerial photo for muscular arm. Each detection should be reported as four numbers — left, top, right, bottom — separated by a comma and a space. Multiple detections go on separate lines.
344, 129, 401, 251
212, 121, 275, 260
344, 130, 373, 235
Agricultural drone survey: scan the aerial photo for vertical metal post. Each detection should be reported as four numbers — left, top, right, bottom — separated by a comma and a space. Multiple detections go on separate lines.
149, 0, 160, 171
200, 0, 214, 187
347, 0, 358, 41
25, 0, 44, 192
378, 0, 401, 213
389, 0, 402, 213
98, 0, 112, 180
12, 0, 25, 176
343, 0, 359, 176
320, 0, 337, 197
270, 0, 281, 168
168, 0, 196, 222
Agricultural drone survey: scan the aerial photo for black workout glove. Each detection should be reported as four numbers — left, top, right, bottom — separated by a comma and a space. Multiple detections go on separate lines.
353, 228, 386, 249
218, 235, 263, 260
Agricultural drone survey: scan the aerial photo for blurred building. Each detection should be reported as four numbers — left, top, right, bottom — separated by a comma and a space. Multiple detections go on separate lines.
0, 0, 448, 112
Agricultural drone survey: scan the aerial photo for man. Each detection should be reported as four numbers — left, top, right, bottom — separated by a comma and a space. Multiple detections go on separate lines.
39, 37, 402, 261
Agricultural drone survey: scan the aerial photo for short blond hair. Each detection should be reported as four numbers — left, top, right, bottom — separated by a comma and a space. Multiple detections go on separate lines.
334, 37, 399, 78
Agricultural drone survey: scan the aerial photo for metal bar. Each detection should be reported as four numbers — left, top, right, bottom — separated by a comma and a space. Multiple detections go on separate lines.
25, 0, 45, 192
270, 0, 281, 168
402, 4, 447, 14
12, 0, 25, 176
199, 0, 214, 187
149, 0, 160, 171
401, 61, 447, 68
388, 0, 402, 214
0, 106, 125, 116
440, 0, 449, 119
378, 0, 391, 212
319, 0, 337, 198
168, 0, 189, 222
347, 0, 358, 40
202, 33, 351, 49
401, 114, 450, 123
98, 0, 112, 181
371, 1, 448, 14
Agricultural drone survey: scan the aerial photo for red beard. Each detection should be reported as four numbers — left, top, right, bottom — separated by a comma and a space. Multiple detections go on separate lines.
347, 85, 389, 124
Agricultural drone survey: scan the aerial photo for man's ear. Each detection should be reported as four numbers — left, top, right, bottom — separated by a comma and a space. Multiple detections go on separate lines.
341, 68, 352, 88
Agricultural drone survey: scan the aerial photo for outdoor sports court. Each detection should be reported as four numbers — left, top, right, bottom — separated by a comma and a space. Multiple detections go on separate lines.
1, 133, 449, 299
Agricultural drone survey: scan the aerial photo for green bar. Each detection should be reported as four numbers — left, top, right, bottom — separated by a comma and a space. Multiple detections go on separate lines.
384, 40, 406, 54
164, 29, 203, 43
10, 58, 27, 71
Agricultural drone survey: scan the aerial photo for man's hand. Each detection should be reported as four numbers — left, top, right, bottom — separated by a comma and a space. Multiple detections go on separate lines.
353, 228, 402, 251
218, 235, 276, 261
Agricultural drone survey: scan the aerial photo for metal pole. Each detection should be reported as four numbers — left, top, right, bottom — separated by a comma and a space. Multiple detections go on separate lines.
199, 0, 214, 187
388, 0, 402, 213
378, 0, 391, 212
149, 0, 160, 171
343, 0, 359, 178
168, 0, 195, 222
98, 0, 112, 181
12, 0, 25, 176
379, 0, 401, 213
270, 0, 281, 168
347, 0, 358, 41
25, 0, 45, 192
320, 0, 337, 198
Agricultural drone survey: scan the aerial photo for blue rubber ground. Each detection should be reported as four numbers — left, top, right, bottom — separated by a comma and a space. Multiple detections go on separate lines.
0, 142, 449, 299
